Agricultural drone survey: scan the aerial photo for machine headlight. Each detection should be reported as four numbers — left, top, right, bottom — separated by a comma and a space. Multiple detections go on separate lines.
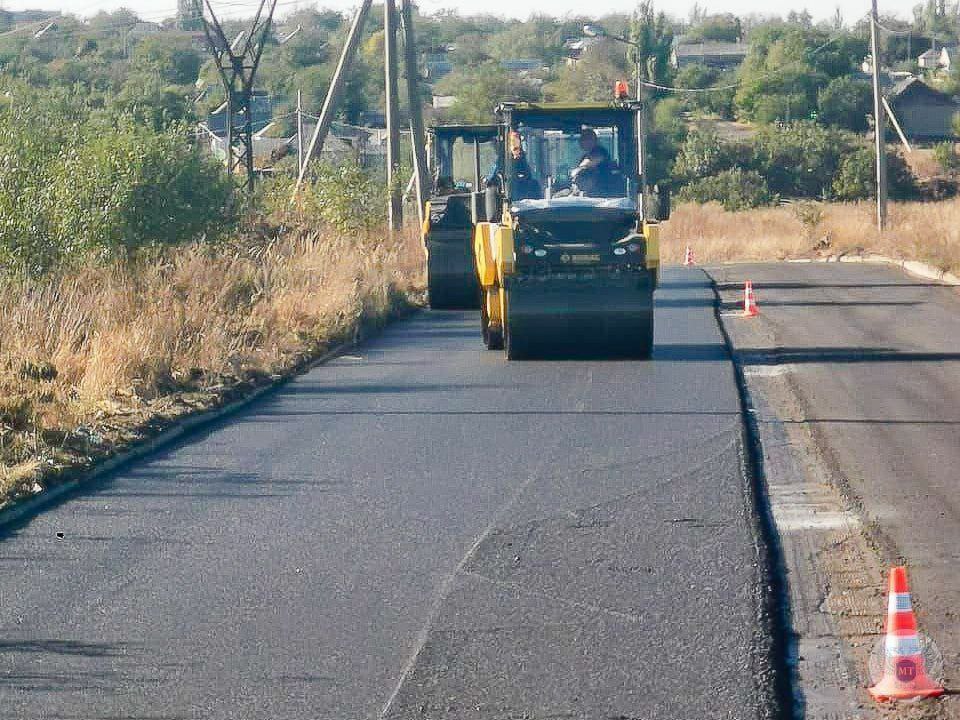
521, 245, 534, 254
534, 249, 547, 257
613, 247, 627, 256
628, 243, 641, 253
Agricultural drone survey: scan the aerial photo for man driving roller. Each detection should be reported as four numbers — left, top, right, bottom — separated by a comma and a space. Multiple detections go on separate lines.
570, 127, 613, 196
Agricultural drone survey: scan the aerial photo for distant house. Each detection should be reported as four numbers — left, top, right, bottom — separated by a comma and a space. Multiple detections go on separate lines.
206, 92, 273, 137
671, 42, 747, 70
500, 59, 543, 73
917, 45, 958, 71
887, 77, 958, 141
939, 46, 958, 71
432, 95, 456, 110
563, 36, 601, 67
918, 48, 940, 70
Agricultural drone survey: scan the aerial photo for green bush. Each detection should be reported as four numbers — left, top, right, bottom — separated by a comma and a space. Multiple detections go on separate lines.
751, 121, 854, 198
0, 83, 232, 275
933, 142, 960, 176
672, 129, 732, 181
816, 77, 872, 132
266, 162, 387, 234
831, 147, 918, 202
677, 168, 775, 210
50, 119, 231, 260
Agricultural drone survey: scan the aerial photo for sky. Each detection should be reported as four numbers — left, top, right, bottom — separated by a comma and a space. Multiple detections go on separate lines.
0, 0, 912, 26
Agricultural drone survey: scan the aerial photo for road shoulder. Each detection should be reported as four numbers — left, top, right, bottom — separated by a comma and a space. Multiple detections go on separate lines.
709, 266, 886, 720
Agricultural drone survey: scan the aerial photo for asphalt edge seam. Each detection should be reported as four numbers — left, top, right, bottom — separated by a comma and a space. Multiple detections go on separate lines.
708, 273, 800, 720
0, 339, 361, 532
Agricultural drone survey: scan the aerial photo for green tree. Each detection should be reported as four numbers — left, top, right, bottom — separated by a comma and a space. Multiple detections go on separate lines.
435, 63, 540, 123
544, 43, 629, 102
684, 14, 742, 42
677, 168, 774, 210
817, 76, 872, 132
630, 1, 675, 86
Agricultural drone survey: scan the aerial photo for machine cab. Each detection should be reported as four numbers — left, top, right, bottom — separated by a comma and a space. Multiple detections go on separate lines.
423, 124, 501, 309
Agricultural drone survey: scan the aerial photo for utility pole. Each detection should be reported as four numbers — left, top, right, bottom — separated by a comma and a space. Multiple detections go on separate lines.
869, 0, 888, 231
384, 0, 403, 230
296, 88, 304, 175
638, 56, 649, 216
195, 0, 278, 192
293, 0, 372, 195
400, 0, 428, 226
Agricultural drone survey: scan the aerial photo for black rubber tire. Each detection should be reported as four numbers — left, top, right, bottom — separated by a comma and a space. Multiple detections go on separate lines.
427, 276, 455, 310
618, 311, 654, 359
481, 302, 504, 350
504, 315, 530, 361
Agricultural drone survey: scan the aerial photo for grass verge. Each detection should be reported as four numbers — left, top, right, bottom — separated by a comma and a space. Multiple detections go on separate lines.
0, 221, 424, 511
661, 198, 960, 276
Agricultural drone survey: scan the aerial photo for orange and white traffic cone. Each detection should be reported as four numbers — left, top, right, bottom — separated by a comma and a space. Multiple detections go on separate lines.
869, 566, 944, 702
683, 245, 695, 266
742, 280, 759, 317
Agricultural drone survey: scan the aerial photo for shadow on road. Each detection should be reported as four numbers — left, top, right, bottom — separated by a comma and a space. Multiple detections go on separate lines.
737, 347, 960, 364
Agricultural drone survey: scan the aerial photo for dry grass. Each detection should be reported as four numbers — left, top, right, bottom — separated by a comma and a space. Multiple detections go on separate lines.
661, 198, 960, 275
0, 223, 424, 507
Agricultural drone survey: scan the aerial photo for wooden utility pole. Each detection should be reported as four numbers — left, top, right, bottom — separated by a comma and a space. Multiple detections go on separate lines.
294, 0, 373, 195
296, 88, 304, 175
869, 0, 888, 231
400, 0, 428, 225
384, 0, 403, 230
195, 0, 278, 192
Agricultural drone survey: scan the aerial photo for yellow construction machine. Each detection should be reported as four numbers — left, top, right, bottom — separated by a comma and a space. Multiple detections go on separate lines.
422, 124, 499, 309
474, 98, 668, 359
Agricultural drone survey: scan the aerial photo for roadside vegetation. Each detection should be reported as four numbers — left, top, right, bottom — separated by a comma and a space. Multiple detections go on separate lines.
661, 199, 960, 275
0, 80, 422, 510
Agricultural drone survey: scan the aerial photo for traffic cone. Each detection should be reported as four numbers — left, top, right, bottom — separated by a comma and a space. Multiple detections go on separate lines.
742, 281, 759, 317
868, 566, 944, 702
683, 245, 695, 266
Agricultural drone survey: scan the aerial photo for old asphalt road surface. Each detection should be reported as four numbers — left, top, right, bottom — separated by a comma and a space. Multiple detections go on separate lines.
712, 261, 960, 717
0, 268, 778, 720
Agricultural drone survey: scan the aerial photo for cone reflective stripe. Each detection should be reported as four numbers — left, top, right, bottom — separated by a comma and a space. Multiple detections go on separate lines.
683, 245, 695, 266
869, 566, 944, 702
742, 281, 759, 317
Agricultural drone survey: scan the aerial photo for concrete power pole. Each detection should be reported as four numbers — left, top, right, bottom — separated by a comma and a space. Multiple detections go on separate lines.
400, 0, 428, 226
384, 0, 403, 230
195, 0, 278, 192
869, 0, 888, 231
294, 0, 373, 196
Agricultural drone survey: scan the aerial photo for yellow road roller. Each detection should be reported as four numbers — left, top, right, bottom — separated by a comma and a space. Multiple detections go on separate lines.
474, 98, 668, 359
423, 124, 499, 309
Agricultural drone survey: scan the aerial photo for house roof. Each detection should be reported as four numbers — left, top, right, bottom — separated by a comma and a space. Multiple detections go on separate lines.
919, 49, 939, 59
889, 77, 957, 105
674, 42, 747, 58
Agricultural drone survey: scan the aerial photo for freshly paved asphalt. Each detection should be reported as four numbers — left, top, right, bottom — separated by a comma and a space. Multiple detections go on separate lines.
0, 268, 773, 720
711, 262, 960, 710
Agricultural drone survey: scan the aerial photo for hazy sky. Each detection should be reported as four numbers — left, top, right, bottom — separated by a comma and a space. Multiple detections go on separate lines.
1, 0, 912, 26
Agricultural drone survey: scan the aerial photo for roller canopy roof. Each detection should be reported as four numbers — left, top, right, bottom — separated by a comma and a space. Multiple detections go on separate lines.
428, 124, 500, 142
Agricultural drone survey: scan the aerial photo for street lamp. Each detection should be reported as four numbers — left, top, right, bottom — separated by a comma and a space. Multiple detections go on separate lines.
582, 24, 649, 212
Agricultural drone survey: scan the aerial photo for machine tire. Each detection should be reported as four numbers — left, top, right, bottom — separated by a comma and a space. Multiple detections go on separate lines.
622, 311, 654, 359
427, 274, 455, 310
481, 302, 503, 350
504, 317, 530, 361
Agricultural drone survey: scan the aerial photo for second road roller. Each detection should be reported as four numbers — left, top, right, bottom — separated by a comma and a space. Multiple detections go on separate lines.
422, 124, 499, 309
